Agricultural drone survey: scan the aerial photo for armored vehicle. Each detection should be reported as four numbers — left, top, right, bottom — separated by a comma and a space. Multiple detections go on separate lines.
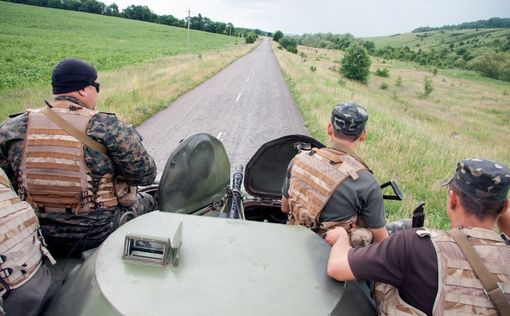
43, 134, 420, 315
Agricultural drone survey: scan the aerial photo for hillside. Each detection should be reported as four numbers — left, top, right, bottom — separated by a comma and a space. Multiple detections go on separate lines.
0, 1, 240, 90
366, 28, 510, 53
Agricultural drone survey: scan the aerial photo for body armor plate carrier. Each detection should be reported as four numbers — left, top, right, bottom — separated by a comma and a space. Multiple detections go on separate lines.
374, 228, 510, 316
287, 148, 370, 243
19, 103, 118, 214
0, 168, 54, 294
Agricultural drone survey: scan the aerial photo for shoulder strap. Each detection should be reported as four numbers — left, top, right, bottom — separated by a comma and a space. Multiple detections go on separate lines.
448, 228, 510, 315
329, 143, 371, 172
0, 174, 10, 188
40, 106, 107, 154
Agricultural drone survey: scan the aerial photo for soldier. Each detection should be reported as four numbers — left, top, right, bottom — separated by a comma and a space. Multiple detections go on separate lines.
281, 102, 389, 245
0, 167, 55, 316
326, 158, 510, 316
0, 58, 157, 256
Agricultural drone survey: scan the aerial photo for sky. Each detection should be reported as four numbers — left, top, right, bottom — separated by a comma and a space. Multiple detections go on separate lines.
103, 0, 510, 37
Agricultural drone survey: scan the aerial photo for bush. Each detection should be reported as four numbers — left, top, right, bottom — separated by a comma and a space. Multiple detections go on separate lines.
380, 82, 389, 90
340, 43, 371, 83
273, 30, 283, 42
468, 52, 510, 81
279, 36, 298, 54
395, 76, 403, 87
424, 76, 433, 96
310, 65, 317, 72
375, 68, 390, 77
245, 33, 257, 44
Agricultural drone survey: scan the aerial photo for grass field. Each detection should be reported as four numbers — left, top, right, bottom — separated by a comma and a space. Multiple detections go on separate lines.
273, 44, 510, 229
0, 2, 255, 124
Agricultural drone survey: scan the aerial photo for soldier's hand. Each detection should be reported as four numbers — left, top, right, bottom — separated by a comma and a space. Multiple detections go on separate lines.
325, 227, 348, 246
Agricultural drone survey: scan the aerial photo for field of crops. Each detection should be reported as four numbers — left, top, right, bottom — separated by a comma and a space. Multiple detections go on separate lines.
273, 43, 510, 228
0, 1, 240, 90
0, 2, 254, 124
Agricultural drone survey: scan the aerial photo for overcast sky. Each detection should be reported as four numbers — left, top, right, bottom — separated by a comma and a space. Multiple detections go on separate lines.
103, 0, 510, 37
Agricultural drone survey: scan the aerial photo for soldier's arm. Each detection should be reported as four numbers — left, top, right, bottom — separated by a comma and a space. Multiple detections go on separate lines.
326, 227, 356, 281
88, 113, 157, 186
497, 200, 510, 236
371, 227, 389, 242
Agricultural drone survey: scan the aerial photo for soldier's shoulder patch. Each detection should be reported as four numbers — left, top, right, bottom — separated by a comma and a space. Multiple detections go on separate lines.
8, 111, 27, 118
98, 111, 116, 116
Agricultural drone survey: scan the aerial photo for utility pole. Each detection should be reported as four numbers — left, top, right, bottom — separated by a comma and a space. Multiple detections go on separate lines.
186, 7, 192, 50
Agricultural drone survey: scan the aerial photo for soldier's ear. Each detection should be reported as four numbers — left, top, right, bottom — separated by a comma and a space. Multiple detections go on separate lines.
448, 190, 458, 210
358, 130, 367, 142
327, 123, 334, 136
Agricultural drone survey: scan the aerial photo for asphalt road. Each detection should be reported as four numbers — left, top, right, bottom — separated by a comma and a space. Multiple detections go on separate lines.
137, 38, 309, 175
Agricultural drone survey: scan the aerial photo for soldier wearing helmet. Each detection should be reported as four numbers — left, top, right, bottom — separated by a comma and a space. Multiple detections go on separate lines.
326, 158, 510, 315
0, 58, 157, 256
281, 102, 389, 245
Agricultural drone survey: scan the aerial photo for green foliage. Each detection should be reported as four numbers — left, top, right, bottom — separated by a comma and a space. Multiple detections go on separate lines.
395, 76, 403, 87
413, 17, 510, 33
279, 36, 298, 54
380, 82, 389, 90
423, 76, 434, 96
310, 65, 317, 72
245, 32, 257, 44
273, 30, 283, 42
468, 51, 510, 81
0, 2, 239, 90
340, 43, 371, 83
375, 67, 390, 77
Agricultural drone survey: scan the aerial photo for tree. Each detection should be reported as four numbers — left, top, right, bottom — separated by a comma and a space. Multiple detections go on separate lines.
340, 42, 371, 83
279, 36, 298, 54
103, 3, 119, 16
273, 30, 283, 42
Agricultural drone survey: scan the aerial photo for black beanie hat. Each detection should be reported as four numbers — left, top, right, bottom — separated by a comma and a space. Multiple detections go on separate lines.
51, 58, 97, 94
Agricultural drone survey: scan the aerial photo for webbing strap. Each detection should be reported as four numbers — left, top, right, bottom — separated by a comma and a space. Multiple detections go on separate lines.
40, 106, 107, 154
328, 143, 371, 172
0, 175, 10, 189
448, 228, 510, 315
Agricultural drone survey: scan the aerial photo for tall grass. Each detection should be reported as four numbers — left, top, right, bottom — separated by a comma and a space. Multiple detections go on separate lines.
274, 44, 510, 228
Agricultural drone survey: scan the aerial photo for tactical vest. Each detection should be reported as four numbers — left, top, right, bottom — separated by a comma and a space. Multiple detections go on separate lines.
19, 102, 118, 214
0, 168, 54, 293
287, 147, 368, 230
374, 228, 510, 316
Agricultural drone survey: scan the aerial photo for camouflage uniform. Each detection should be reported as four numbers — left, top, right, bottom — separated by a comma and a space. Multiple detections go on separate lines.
0, 96, 157, 254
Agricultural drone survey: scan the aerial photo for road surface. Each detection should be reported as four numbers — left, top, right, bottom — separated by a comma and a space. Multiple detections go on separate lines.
138, 38, 309, 174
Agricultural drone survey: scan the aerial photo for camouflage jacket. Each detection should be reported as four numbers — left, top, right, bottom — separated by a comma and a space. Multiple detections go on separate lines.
0, 96, 157, 193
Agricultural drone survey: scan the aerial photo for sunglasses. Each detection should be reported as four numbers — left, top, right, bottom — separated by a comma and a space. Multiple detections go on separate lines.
89, 80, 100, 93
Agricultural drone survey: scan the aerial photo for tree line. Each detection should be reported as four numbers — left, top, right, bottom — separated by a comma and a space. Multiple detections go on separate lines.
3, 0, 268, 37
413, 17, 510, 33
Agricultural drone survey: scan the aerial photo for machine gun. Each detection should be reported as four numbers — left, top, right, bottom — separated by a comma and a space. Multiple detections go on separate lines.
218, 165, 244, 219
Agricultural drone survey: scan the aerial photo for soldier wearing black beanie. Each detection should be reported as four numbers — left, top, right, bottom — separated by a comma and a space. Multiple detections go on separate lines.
51, 58, 98, 95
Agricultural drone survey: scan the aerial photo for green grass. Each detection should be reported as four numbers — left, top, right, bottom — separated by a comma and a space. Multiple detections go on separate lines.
0, 2, 239, 90
274, 43, 510, 229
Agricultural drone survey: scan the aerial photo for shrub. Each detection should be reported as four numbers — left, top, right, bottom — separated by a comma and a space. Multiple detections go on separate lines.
245, 33, 257, 44
375, 68, 390, 77
273, 30, 283, 42
424, 76, 433, 96
310, 65, 317, 72
340, 42, 371, 83
432, 68, 438, 76
395, 76, 402, 87
468, 52, 510, 81
279, 36, 298, 54
380, 82, 389, 90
